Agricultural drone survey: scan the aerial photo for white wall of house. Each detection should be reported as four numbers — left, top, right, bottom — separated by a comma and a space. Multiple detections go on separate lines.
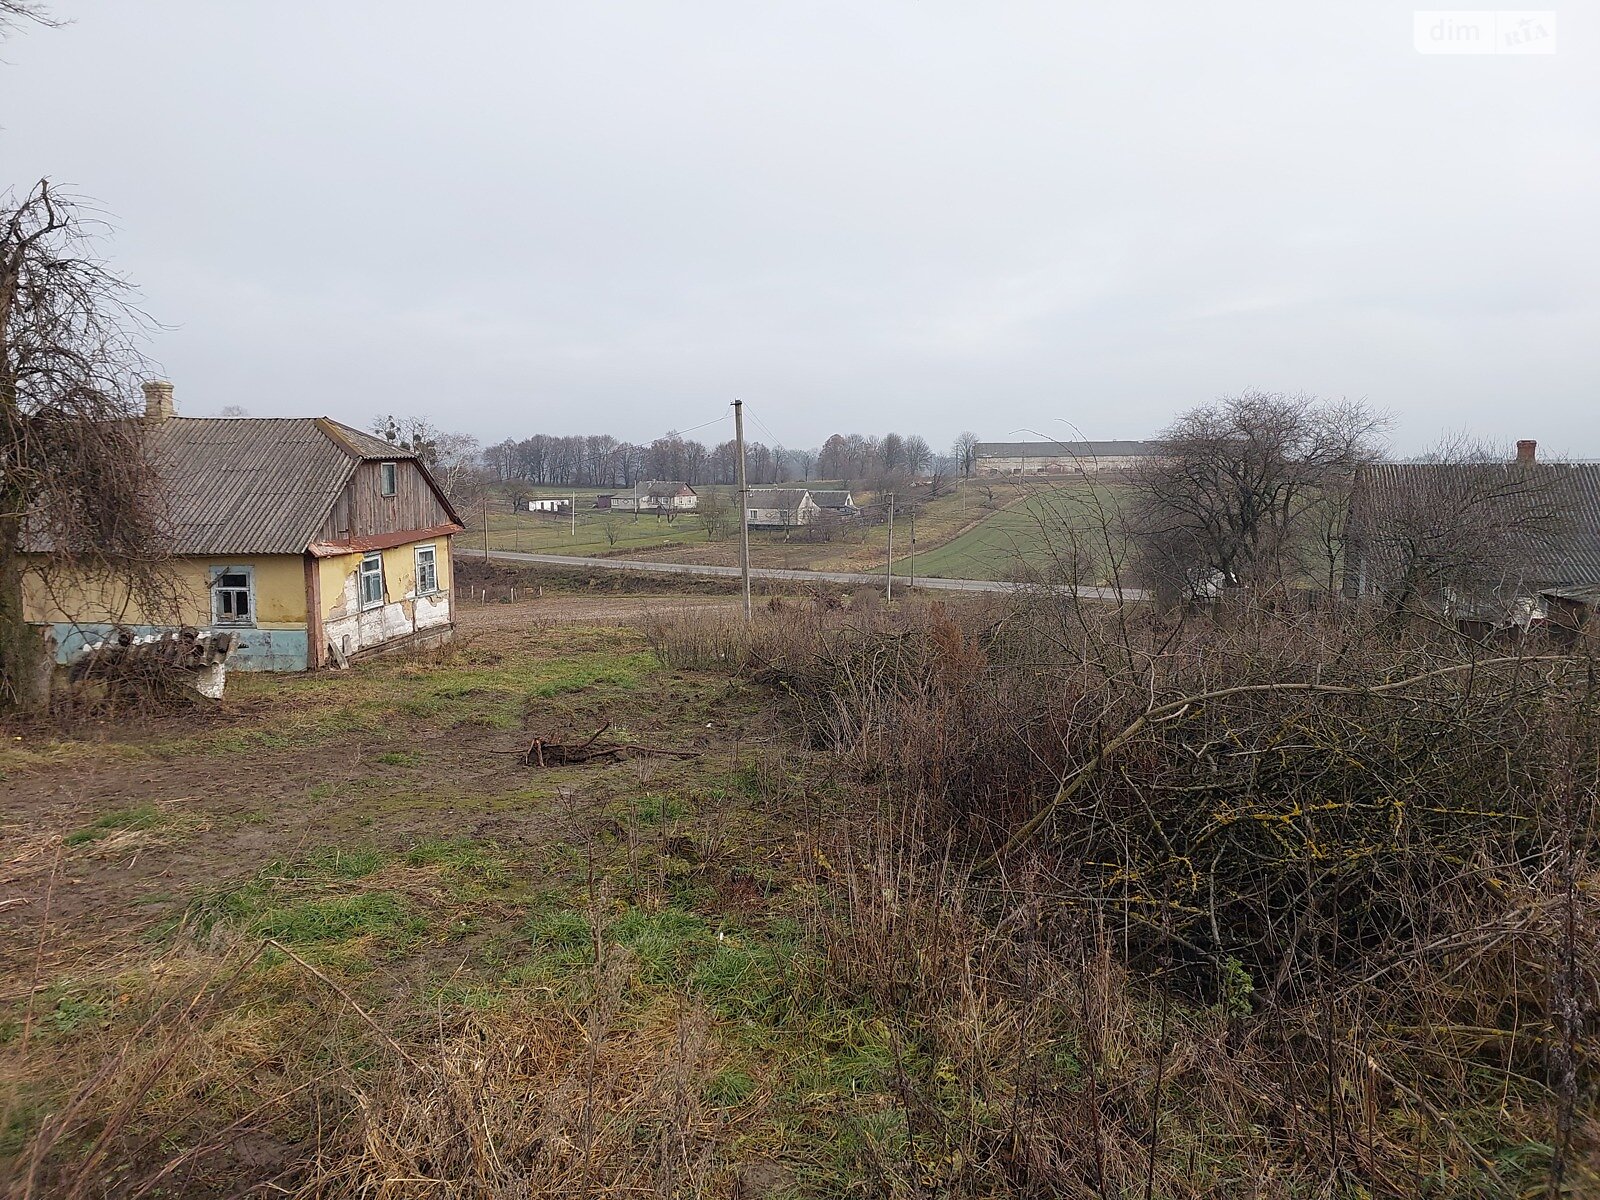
747, 497, 819, 527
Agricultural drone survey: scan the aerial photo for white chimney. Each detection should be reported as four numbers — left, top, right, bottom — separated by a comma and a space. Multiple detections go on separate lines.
142, 380, 175, 421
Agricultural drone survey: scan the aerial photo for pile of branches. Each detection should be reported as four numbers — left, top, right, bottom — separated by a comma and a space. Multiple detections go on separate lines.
520, 724, 699, 768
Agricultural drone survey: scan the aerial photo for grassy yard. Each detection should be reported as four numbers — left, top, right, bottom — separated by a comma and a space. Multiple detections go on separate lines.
0, 598, 936, 1196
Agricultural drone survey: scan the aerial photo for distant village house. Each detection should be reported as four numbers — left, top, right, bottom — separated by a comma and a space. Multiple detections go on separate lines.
974, 440, 1155, 475
23, 382, 464, 671
745, 487, 857, 528
594, 481, 698, 513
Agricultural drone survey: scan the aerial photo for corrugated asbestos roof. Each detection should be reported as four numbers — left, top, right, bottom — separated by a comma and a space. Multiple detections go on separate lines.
145, 418, 420, 556
807, 490, 854, 508
974, 440, 1154, 459
1351, 461, 1600, 588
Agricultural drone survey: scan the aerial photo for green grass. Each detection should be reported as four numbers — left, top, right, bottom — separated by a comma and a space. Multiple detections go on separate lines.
480, 500, 720, 558
527, 651, 658, 698
253, 892, 422, 946
901, 482, 1131, 582
405, 837, 512, 888
63, 803, 164, 846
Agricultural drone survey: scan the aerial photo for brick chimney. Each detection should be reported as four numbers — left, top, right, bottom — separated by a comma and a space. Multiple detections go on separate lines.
1515, 439, 1536, 465
142, 380, 175, 421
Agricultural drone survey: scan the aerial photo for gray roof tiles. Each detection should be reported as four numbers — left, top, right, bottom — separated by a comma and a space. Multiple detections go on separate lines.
142, 417, 421, 556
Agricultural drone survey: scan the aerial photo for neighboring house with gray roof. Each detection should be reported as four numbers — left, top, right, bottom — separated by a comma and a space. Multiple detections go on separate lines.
974, 440, 1156, 475
1343, 440, 1600, 626
23, 381, 465, 670
745, 488, 818, 528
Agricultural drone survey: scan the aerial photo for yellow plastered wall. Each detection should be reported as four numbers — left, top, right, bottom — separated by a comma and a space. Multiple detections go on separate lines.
318, 539, 452, 624
23, 555, 308, 629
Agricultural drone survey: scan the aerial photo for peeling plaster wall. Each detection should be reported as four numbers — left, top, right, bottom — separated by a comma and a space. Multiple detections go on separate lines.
27, 554, 311, 671
319, 539, 453, 660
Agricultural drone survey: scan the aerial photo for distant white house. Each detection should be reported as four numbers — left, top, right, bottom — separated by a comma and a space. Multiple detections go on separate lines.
525, 497, 569, 513
596, 481, 698, 512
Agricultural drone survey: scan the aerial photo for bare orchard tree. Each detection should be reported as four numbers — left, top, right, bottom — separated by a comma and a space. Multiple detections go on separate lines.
1127, 391, 1385, 598
1345, 434, 1572, 616
1, 181, 172, 710
697, 491, 732, 541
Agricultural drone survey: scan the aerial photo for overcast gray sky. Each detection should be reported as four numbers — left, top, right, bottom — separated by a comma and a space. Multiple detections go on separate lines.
4, 2, 1595, 454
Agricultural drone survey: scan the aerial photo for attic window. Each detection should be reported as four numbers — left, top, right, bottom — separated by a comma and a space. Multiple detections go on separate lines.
380, 461, 397, 497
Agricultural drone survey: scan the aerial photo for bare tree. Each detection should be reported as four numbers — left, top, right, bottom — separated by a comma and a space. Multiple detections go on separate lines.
697, 491, 731, 541
372, 414, 481, 506
0, 1, 58, 37
903, 434, 932, 475
952, 430, 979, 478
1128, 392, 1385, 596
1, 182, 172, 710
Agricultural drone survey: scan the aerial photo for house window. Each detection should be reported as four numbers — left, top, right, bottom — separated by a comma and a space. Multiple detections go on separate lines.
211, 567, 253, 626
749, 510, 759, 520
360, 552, 385, 609
415, 544, 439, 595
380, 461, 397, 497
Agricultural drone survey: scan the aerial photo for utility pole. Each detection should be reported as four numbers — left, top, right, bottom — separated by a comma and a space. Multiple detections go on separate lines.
483, 506, 490, 560
885, 493, 894, 602
733, 399, 752, 621
571, 491, 576, 537
909, 506, 915, 589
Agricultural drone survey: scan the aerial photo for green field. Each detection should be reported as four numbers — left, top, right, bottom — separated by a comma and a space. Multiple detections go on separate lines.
897, 483, 1131, 582
468, 479, 1131, 583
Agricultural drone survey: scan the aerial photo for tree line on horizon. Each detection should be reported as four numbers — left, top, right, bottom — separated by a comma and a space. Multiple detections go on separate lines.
479, 429, 982, 490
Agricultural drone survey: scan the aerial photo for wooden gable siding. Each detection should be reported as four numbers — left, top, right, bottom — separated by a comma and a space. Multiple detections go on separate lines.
320, 460, 452, 541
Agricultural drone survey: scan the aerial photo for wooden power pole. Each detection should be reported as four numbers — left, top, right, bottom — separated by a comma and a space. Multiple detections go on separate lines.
885, 493, 894, 602
733, 399, 753, 621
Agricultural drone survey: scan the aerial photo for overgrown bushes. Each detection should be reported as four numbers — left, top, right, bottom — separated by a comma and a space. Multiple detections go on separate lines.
694, 591, 1600, 1196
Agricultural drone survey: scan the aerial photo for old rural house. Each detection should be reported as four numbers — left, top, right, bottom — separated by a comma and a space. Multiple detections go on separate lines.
974, 440, 1155, 475
1343, 440, 1600, 627
745, 488, 817, 528
743, 487, 855, 528
23, 382, 464, 671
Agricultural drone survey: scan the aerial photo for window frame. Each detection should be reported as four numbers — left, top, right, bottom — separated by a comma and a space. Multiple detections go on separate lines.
359, 552, 385, 610
379, 461, 397, 497
210, 565, 255, 627
414, 543, 439, 596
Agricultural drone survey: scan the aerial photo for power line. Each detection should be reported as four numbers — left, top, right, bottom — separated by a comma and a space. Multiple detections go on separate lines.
659, 411, 730, 440
742, 402, 784, 449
